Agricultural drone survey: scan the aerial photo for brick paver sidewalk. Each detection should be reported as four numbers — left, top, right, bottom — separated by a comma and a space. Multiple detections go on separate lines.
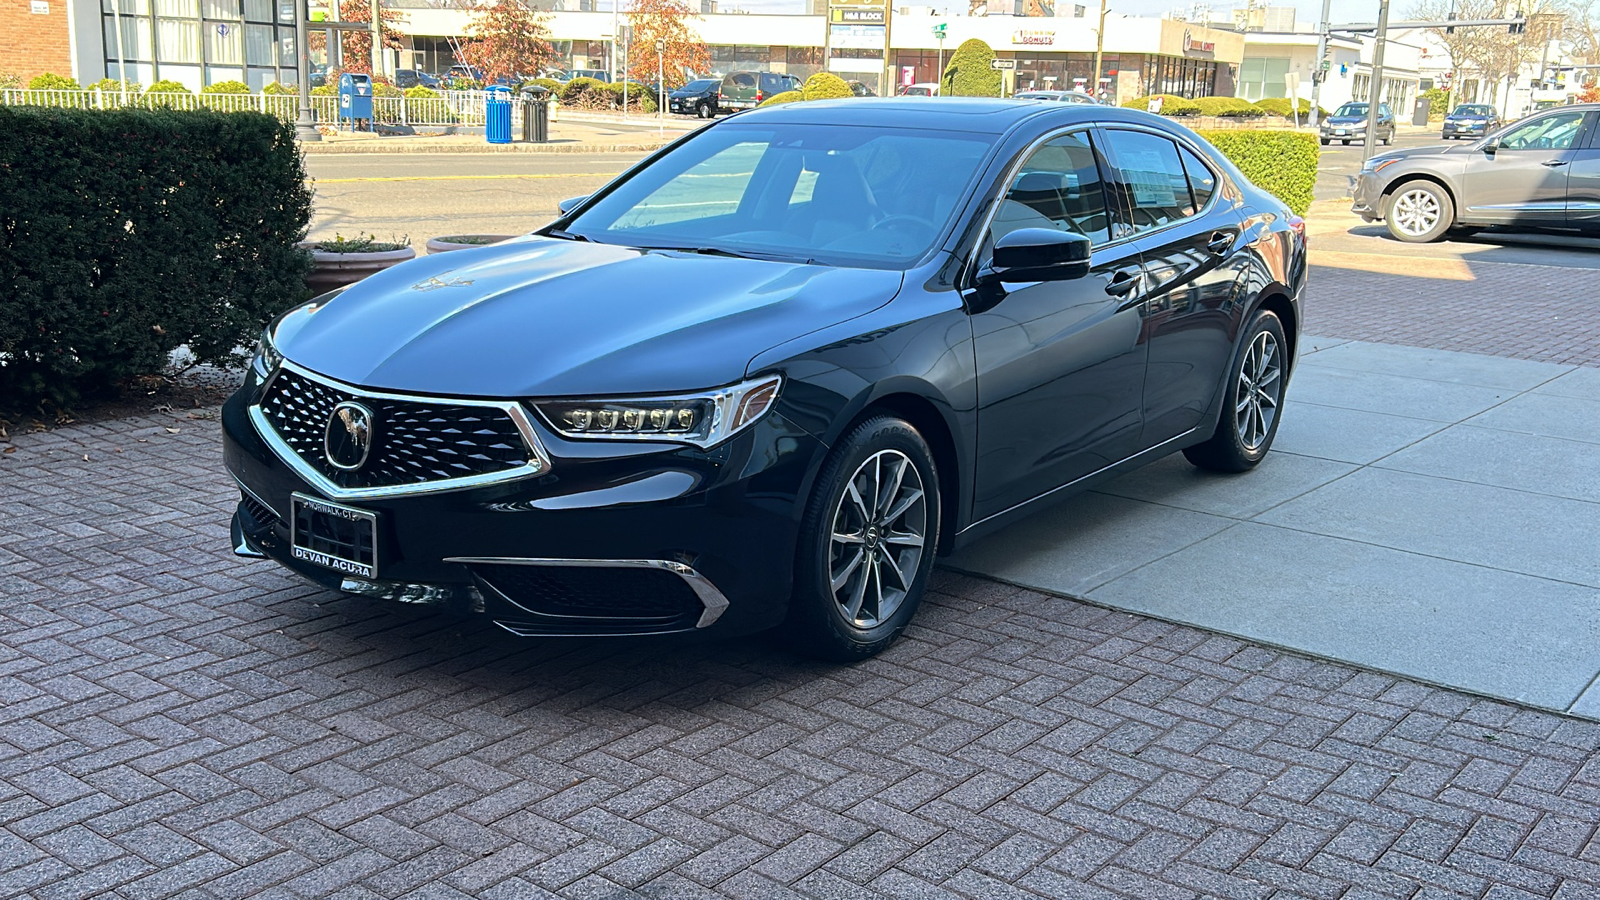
4, 413, 1600, 899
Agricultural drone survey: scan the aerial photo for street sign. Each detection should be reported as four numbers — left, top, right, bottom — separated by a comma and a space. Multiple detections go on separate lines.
990, 59, 1016, 70
932, 22, 947, 39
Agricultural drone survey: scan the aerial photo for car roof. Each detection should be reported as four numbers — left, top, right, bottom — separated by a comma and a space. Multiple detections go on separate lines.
733, 97, 1177, 135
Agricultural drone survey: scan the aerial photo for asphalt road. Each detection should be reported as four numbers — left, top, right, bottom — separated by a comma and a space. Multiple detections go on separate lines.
303, 152, 646, 243
1312, 130, 1443, 202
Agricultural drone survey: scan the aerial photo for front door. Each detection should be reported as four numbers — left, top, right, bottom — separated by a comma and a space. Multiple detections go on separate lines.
1458, 108, 1591, 225
1564, 113, 1600, 227
969, 129, 1148, 520
1098, 127, 1249, 444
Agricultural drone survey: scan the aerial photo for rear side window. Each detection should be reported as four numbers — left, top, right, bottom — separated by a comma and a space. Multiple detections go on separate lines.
1102, 130, 1195, 232
1177, 145, 1215, 210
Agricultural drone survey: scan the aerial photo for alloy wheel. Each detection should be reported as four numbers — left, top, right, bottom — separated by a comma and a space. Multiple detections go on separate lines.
827, 449, 927, 629
1234, 330, 1282, 452
1392, 189, 1441, 237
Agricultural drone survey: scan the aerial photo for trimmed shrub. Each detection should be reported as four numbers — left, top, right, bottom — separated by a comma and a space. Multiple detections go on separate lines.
942, 39, 1002, 97
0, 107, 313, 409
523, 77, 564, 97
639, 92, 657, 114
1420, 86, 1448, 120
263, 81, 297, 95
759, 90, 803, 107
372, 82, 403, 98
1195, 129, 1317, 215
311, 84, 337, 96
560, 76, 606, 105
403, 85, 439, 98
27, 72, 80, 91
0, 70, 22, 90
1123, 94, 1200, 116
88, 77, 141, 93
146, 80, 191, 94
1193, 96, 1265, 118
201, 80, 251, 94
801, 72, 853, 101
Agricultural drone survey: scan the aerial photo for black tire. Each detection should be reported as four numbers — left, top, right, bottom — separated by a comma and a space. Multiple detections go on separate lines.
1384, 179, 1454, 243
1320, 138, 1329, 145
1382, 130, 1392, 145
1183, 310, 1288, 473
696, 101, 712, 119
1341, 139, 1351, 145
786, 415, 940, 661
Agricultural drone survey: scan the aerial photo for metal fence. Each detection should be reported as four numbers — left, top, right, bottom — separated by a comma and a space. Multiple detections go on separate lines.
0, 88, 507, 128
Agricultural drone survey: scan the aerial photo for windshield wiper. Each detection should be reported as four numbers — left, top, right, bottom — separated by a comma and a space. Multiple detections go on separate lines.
640, 244, 819, 265
546, 228, 591, 242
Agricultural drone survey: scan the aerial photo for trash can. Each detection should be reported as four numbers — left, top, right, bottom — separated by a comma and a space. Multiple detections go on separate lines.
1412, 97, 1431, 126
520, 86, 550, 143
486, 85, 512, 144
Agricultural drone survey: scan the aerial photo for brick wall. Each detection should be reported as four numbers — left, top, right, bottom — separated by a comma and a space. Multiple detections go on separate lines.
3, 0, 75, 82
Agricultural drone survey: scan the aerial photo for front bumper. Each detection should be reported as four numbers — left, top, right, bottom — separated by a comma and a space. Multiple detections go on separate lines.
222, 366, 824, 638
1351, 172, 1384, 221
1442, 122, 1486, 137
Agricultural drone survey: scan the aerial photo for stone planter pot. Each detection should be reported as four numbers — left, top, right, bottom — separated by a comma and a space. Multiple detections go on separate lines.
299, 242, 417, 294
425, 234, 514, 254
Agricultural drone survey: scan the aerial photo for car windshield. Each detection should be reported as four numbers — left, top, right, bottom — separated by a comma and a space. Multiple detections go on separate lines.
1456, 105, 1494, 116
1335, 104, 1369, 117
562, 123, 997, 269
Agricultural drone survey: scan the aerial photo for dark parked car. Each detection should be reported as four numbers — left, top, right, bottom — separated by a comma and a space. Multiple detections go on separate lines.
847, 80, 876, 97
1353, 104, 1600, 242
1441, 103, 1501, 140
225, 100, 1306, 658
1015, 89, 1100, 105
393, 69, 440, 90
668, 78, 720, 117
718, 71, 802, 111
1320, 101, 1395, 145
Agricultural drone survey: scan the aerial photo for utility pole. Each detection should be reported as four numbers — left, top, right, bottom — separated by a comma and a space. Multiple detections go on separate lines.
657, 37, 665, 136
610, 0, 618, 83
295, 0, 322, 141
1093, 0, 1109, 103
1362, 0, 1390, 160
370, 0, 381, 77
1308, 0, 1331, 126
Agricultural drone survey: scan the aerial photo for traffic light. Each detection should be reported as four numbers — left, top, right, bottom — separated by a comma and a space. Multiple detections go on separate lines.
1509, 9, 1525, 32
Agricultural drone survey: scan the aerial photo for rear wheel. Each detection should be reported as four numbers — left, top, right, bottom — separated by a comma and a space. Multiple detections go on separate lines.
786, 416, 940, 661
1184, 310, 1287, 473
1386, 180, 1454, 243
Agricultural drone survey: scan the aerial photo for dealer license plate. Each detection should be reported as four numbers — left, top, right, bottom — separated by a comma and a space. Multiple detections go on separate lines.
1335, 129, 1347, 135
290, 492, 377, 579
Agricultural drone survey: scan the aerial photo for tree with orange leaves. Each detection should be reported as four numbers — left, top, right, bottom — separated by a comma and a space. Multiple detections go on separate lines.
309, 0, 408, 76
458, 0, 557, 84
626, 0, 709, 91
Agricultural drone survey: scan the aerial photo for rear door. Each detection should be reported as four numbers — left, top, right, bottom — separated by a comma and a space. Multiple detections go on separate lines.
1563, 112, 1600, 227
1099, 126, 1248, 443
1456, 108, 1591, 225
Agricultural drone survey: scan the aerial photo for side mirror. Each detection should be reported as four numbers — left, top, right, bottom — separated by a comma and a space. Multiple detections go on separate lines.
1482, 136, 1500, 155
978, 228, 1092, 286
557, 195, 589, 216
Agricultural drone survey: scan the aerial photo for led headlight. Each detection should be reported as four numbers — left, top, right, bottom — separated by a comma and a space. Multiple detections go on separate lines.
534, 374, 782, 449
250, 325, 283, 381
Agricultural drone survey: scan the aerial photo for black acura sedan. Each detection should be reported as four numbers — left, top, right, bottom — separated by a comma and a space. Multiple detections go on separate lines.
225, 99, 1306, 659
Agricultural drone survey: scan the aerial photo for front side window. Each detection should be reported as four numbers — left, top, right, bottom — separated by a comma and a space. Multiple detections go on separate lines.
984, 131, 1112, 259
1497, 110, 1587, 150
565, 123, 997, 269
1102, 130, 1195, 233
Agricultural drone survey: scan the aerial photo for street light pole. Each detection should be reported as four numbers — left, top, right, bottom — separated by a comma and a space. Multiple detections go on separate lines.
1308, 0, 1331, 126
295, 0, 322, 141
657, 37, 665, 137
369, 0, 381, 78
1361, 0, 1390, 160
610, 0, 618, 83
1093, 0, 1109, 103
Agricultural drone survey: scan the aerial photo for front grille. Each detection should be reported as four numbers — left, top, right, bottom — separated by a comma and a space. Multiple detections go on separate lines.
239, 493, 279, 528
258, 367, 533, 490
472, 564, 702, 624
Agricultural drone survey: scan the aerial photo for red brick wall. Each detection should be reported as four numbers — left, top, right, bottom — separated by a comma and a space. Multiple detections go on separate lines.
3, 0, 76, 82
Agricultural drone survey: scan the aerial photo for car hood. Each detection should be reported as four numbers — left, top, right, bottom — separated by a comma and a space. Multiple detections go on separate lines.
1446, 114, 1492, 121
670, 87, 711, 97
1369, 144, 1475, 165
275, 237, 904, 398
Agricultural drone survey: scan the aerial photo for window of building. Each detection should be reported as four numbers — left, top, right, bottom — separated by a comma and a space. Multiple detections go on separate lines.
1238, 56, 1290, 101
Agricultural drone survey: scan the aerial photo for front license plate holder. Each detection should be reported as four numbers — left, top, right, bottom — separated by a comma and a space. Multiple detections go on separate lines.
290, 492, 378, 579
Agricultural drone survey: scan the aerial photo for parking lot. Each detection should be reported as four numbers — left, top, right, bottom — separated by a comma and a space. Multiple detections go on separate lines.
4, 141, 1600, 898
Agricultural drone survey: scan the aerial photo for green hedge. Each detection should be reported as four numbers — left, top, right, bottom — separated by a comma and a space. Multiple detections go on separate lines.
1196, 129, 1318, 215
943, 38, 1002, 97
1193, 96, 1265, 117
1122, 94, 1200, 116
0, 107, 313, 408
1254, 97, 1325, 120
758, 90, 803, 107
801, 73, 853, 101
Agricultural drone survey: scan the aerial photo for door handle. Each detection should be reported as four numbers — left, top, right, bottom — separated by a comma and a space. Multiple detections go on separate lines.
1206, 231, 1234, 254
1105, 269, 1143, 297
1543, 159, 1569, 167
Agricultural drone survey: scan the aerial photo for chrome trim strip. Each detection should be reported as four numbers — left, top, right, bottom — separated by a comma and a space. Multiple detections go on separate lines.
249, 359, 554, 501
443, 556, 731, 628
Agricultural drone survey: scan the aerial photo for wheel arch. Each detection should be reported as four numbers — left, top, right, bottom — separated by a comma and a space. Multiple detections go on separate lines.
829, 389, 964, 557
1381, 173, 1458, 221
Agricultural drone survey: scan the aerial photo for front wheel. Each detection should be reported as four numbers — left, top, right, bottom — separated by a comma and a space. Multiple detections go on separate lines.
786, 416, 940, 661
696, 101, 712, 119
1320, 138, 1330, 145
1184, 310, 1288, 473
1385, 180, 1454, 243
1341, 139, 1351, 145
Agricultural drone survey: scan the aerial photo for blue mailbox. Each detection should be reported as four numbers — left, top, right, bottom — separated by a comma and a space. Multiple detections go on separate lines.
338, 72, 373, 130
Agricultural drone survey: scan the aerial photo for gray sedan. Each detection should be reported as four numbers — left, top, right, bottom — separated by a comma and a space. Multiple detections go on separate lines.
1013, 90, 1100, 105
1352, 104, 1600, 242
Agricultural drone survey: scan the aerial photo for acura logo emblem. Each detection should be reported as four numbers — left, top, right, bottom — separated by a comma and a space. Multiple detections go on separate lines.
325, 401, 376, 471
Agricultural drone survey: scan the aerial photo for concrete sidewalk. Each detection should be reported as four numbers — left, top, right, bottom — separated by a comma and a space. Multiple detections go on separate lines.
301, 119, 688, 154
948, 338, 1600, 719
